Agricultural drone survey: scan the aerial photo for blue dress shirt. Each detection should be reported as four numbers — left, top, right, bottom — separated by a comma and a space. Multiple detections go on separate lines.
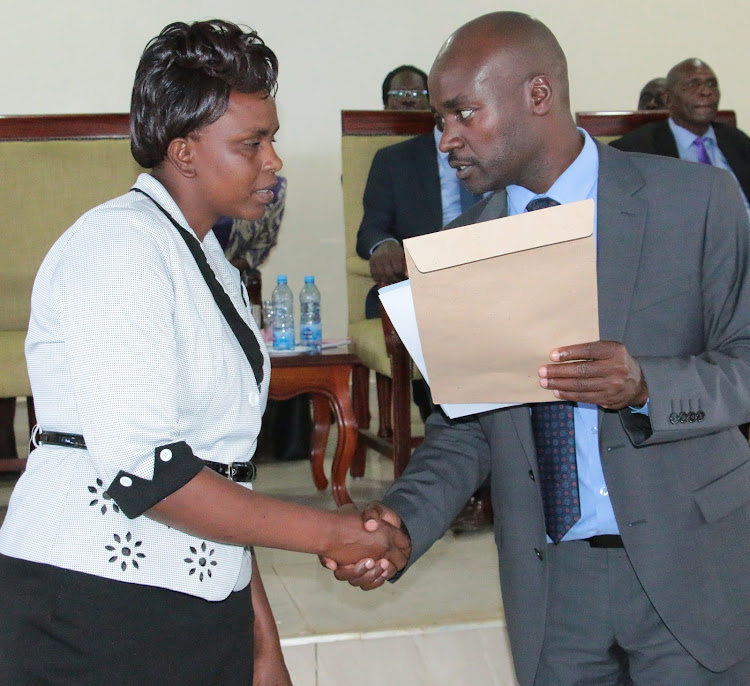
506, 129, 620, 540
434, 126, 464, 226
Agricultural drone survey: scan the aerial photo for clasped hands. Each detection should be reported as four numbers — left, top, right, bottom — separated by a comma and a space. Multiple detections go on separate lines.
321, 502, 409, 590
322, 504, 411, 583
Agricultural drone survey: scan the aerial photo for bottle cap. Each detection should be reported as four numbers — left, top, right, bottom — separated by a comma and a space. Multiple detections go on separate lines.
276, 275, 287, 284
304, 275, 315, 284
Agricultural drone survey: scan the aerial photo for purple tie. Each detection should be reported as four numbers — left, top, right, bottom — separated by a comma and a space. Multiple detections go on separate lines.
526, 196, 581, 543
694, 137, 712, 165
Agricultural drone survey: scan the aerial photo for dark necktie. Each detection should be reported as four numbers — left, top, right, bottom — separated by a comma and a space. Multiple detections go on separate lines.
693, 136, 712, 165
526, 196, 581, 543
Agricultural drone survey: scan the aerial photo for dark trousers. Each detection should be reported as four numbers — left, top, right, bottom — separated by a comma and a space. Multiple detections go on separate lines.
0, 554, 254, 685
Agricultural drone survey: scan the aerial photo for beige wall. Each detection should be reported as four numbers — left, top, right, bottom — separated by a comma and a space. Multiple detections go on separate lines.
2, 0, 747, 337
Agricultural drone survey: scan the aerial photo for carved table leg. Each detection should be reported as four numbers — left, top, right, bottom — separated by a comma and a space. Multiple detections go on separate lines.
327, 366, 357, 506
310, 394, 330, 491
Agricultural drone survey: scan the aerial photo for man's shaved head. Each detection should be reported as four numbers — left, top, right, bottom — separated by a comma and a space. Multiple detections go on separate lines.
666, 58, 714, 90
428, 11, 580, 194
432, 12, 570, 109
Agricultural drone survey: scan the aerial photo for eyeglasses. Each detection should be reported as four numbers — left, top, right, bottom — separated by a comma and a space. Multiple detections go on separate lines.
387, 89, 428, 99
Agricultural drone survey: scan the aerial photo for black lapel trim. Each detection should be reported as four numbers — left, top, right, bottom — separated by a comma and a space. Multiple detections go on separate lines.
131, 188, 265, 387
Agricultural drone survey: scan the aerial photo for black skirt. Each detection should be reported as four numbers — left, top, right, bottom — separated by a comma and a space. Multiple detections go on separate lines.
0, 553, 254, 685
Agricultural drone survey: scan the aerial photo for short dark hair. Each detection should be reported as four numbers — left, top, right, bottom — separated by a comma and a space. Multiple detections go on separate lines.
130, 19, 278, 168
381, 65, 428, 106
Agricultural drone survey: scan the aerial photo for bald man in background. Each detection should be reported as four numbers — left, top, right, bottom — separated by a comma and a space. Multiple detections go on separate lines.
613, 58, 750, 211
329, 12, 750, 686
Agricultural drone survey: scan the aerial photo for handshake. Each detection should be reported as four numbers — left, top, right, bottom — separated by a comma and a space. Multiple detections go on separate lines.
320, 502, 411, 590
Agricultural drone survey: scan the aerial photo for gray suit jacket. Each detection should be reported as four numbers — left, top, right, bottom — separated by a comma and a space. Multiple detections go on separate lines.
383, 142, 750, 685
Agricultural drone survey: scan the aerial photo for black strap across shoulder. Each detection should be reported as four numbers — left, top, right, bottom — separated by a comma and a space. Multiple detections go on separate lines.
131, 187, 264, 386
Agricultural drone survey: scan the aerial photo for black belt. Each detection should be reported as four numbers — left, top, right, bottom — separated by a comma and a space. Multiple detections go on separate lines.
202, 459, 256, 482
37, 431, 87, 449
583, 535, 624, 548
37, 431, 256, 482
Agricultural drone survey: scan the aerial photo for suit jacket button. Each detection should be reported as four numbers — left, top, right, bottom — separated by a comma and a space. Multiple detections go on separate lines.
688, 412, 697, 422
534, 548, 544, 560
678, 412, 688, 423
528, 470, 535, 482
696, 411, 705, 421
669, 412, 679, 424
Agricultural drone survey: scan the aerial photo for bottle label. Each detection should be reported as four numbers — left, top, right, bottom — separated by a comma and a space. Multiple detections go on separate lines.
300, 323, 322, 349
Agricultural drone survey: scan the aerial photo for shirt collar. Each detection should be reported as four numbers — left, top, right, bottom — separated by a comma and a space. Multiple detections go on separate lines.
506, 128, 599, 216
668, 117, 717, 146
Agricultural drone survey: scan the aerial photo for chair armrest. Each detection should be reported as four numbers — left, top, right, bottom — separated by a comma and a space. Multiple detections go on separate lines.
346, 255, 372, 278
378, 299, 405, 360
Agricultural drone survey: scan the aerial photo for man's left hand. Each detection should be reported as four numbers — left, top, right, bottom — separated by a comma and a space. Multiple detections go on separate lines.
538, 340, 648, 410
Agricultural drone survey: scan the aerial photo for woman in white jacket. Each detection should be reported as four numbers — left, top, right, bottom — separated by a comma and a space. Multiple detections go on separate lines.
0, 19, 408, 685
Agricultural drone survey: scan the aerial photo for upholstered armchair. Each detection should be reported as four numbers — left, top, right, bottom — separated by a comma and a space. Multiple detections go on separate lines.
575, 109, 736, 142
0, 114, 143, 471
341, 110, 434, 477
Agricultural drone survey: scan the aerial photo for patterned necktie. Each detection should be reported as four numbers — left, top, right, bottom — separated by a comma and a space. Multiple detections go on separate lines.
526, 196, 581, 543
694, 136, 712, 165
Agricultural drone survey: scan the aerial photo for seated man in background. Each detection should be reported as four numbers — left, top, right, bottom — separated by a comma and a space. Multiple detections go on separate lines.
381, 64, 430, 111
358, 65, 482, 319
612, 58, 750, 211
637, 76, 666, 110
357, 65, 490, 531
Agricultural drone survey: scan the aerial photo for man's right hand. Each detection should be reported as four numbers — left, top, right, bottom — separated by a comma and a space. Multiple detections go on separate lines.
369, 241, 407, 285
320, 501, 411, 590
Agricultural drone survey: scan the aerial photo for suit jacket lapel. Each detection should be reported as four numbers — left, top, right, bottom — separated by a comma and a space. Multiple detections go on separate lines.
714, 122, 750, 202
411, 133, 443, 229
477, 190, 509, 222
595, 142, 648, 342
653, 120, 680, 158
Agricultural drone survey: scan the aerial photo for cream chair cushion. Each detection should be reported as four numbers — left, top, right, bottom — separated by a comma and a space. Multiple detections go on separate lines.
0, 136, 142, 397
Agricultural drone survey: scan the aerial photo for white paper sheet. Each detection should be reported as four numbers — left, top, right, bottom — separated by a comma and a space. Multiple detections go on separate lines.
378, 280, 517, 419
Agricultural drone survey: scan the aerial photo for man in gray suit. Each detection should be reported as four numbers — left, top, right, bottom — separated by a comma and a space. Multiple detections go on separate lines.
326, 11, 750, 686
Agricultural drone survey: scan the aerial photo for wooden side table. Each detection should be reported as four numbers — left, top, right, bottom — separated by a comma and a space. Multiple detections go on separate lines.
268, 348, 362, 506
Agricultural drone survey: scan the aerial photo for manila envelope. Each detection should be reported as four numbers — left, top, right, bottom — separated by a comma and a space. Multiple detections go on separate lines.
402, 199, 598, 404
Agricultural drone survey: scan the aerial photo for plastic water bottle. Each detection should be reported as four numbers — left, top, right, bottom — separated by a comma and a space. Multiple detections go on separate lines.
271, 275, 295, 351
299, 275, 322, 352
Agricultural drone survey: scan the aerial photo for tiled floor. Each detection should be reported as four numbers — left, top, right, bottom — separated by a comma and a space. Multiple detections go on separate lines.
1, 396, 519, 685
